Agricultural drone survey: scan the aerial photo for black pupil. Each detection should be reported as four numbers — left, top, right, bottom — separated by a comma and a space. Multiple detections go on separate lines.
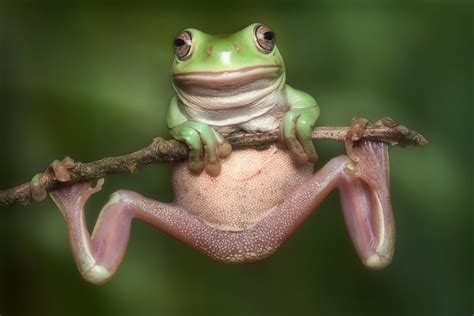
263, 31, 274, 40
174, 38, 186, 47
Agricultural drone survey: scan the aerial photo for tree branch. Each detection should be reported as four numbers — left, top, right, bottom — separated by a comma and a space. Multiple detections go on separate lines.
0, 117, 427, 207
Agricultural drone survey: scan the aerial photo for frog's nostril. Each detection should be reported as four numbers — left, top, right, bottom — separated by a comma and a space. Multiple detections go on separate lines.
235, 44, 241, 52
207, 47, 213, 56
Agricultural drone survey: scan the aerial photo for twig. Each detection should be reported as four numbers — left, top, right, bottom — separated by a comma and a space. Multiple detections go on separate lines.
0, 117, 427, 207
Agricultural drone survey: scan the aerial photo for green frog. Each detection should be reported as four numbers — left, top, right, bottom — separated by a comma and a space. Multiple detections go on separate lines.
41, 24, 394, 284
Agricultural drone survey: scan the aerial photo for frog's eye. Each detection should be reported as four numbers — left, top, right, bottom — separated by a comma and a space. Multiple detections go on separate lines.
254, 24, 275, 53
174, 30, 193, 60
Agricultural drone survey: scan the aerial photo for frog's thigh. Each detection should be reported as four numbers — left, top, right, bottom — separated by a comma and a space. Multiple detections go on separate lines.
121, 156, 350, 264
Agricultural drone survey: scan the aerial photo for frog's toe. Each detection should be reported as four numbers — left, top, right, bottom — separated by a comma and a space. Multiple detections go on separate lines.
217, 141, 232, 158
212, 130, 232, 158
30, 174, 48, 201
345, 117, 369, 162
300, 138, 318, 163
188, 158, 205, 174
349, 117, 369, 140
204, 160, 221, 177
307, 148, 318, 163
51, 156, 76, 182
286, 136, 309, 164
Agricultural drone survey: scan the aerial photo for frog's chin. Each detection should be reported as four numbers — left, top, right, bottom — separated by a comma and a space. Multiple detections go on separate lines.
172, 65, 284, 91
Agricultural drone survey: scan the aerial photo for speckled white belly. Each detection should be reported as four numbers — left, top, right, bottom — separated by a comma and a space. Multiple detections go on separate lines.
172, 145, 313, 232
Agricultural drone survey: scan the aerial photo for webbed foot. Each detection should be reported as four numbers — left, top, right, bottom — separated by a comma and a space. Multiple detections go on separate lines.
49, 179, 104, 217
340, 140, 395, 269
30, 156, 76, 201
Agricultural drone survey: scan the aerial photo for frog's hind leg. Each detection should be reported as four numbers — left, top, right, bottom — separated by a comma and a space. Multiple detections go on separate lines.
51, 140, 393, 284
51, 180, 231, 284
223, 140, 395, 269
211, 141, 395, 269
51, 178, 286, 284
51, 165, 345, 285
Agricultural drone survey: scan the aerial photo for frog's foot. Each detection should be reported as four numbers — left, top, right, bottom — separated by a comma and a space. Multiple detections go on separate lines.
282, 107, 319, 164
30, 156, 76, 201
340, 140, 394, 269
171, 121, 232, 177
50, 179, 125, 284
374, 116, 399, 128
50, 179, 104, 217
345, 117, 369, 163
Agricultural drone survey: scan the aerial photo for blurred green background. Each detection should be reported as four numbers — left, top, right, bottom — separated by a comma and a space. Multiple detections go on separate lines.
1, 1, 472, 315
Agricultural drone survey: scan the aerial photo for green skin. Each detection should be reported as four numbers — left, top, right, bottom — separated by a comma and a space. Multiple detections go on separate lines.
168, 23, 319, 176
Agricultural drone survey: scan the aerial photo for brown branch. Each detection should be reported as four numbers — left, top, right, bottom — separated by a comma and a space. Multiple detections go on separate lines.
0, 117, 427, 207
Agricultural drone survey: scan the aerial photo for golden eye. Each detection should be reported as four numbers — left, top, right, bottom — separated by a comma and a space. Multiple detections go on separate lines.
174, 30, 193, 60
254, 24, 275, 53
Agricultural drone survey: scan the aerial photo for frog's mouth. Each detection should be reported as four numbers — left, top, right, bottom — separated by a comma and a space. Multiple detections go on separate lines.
172, 65, 284, 91
172, 65, 286, 112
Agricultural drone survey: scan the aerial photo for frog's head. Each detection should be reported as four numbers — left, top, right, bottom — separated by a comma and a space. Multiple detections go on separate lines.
171, 23, 286, 110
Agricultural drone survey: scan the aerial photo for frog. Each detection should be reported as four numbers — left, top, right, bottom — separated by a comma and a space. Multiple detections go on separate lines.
39, 23, 395, 284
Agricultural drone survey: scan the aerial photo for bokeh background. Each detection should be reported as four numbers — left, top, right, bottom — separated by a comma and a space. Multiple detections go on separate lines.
1, 1, 472, 315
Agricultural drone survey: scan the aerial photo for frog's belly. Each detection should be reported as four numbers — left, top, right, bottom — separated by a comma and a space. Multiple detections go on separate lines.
171, 145, 313, 232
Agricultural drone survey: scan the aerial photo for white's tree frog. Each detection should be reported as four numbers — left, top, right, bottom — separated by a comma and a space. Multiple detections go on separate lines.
44, 24, 395, 284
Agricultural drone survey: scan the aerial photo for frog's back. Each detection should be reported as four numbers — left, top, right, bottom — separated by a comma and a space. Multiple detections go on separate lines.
172, 145, 313, 231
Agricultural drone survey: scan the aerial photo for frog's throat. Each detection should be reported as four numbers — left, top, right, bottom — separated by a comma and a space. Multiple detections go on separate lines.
172, 66, 286, 127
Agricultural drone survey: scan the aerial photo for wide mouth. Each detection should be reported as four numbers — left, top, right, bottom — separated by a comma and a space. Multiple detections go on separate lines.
173, 65, 284, 90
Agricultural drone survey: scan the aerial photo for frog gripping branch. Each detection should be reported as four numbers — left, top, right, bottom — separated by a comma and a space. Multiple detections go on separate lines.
1, 24, 427, 284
